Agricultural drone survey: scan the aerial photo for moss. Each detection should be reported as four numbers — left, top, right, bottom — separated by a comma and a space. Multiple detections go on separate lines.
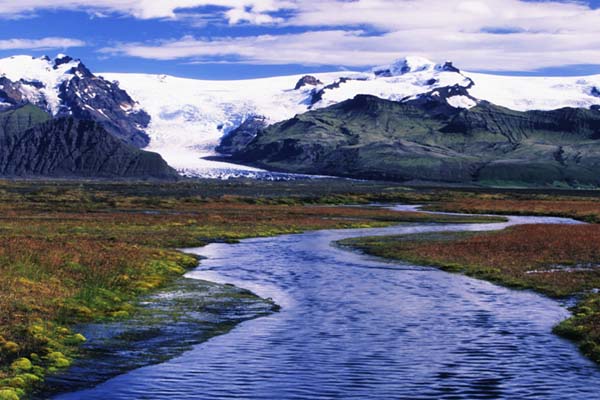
62, 334, 86, 346
9, 359, 32, 373
0, 389, 20, 400
0, 181, 560, 398
45, 352, 71, 369
17, 373, 41, 386
0, 341, 19, 356
5, 377, 25, 389
110, 311, 130, 319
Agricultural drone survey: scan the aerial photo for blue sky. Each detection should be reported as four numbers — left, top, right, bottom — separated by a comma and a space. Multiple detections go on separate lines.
1, 0, 600, 79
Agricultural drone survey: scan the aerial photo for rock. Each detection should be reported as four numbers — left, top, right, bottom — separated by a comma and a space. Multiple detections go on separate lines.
294, 75, 323, 90
403, 84, 478, 116
231, 94, 600, 186
310, 77, 352, 105
0, 77, 29, 108
217, 115, 268, 155
53, 54, 74, 69
0, 55, 151, 147
0, 105, 177, 179
437, 61, 461, 73
57, 67, 151, 147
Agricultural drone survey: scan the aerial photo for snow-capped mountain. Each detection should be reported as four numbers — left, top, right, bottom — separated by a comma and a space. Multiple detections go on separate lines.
103, 56, 600, 176
2, 54, 600, 178
0, 55, 150, 146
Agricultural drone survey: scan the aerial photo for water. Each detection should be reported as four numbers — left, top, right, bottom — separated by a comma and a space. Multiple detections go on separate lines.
53, 213, 600, 399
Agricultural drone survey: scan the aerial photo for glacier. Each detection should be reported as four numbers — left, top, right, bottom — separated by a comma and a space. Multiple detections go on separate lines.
2, 54, 600, 178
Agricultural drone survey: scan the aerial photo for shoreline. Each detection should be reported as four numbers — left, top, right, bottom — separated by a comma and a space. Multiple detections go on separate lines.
42, 211, 588, 397
4, 180, 600, 398
47, 208, 600, 399
0, 188, 501, 400
338, 221, 600, 366
38, 276, 278, 398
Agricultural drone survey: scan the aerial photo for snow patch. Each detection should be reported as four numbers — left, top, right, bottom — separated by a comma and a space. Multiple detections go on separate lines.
104, 61, 600, 176
447, 95, 477, 109
373, 56, 436, 76
0, 55, 79, 114
465, 72, 600, 111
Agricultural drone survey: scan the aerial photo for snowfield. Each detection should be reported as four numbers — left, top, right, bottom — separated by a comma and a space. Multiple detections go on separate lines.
100, 71, 343, 176
104, 57, 600, 176
0, 54, 80, 114
2, 54, 600, 178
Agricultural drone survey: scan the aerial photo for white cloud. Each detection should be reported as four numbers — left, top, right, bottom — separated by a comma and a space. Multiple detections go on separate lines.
101, 27, 600, 71
0, 0, 294, 24
286, 0, 600, 33
3, 0, 600, 71
0, 37, 86, 50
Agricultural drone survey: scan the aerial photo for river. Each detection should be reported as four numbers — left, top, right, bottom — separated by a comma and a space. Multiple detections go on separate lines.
52, 210, 600, 399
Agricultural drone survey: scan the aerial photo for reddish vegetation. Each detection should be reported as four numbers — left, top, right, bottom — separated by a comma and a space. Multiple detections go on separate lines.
344, 222, 600, 364
2, 183, 497, 396
433, 196, 600, 223
395, 224, 600, 296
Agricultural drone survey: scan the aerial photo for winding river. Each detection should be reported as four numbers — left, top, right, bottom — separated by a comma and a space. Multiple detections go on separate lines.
53, 208, 600, 399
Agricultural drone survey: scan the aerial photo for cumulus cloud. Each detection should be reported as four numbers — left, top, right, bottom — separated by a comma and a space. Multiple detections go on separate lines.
0, 37, 86, 50
286, 0, 600, 32
101, 26, 600, 71
0, 0, 293, 24
3, 0, 600, 71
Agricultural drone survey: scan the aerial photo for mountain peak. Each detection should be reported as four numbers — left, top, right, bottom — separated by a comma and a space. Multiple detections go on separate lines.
53, 54, 76, 69
373, 56, 436, 77
372, 56, 462, 77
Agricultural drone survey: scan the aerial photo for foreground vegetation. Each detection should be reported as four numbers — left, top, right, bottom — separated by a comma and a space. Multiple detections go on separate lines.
3, 179, 600, 398
341, 190, 600, 365
0, 179, 503, 399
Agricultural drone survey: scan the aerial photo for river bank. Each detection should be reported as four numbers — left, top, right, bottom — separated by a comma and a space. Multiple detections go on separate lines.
51, 214, 600, 399
340, 213, 600, 365
0, 180, 501, 399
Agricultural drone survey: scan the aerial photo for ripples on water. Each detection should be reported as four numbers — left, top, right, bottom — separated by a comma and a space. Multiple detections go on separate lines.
53, 216, 600, 399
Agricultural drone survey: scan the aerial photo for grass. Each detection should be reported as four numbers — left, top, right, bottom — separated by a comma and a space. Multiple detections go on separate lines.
426, 195, 600, 223
0, 179, 504, 399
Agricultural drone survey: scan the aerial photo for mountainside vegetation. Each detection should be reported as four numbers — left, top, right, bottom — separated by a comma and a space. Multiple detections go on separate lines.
0, 105, 176, 179
230, 94, 600, 187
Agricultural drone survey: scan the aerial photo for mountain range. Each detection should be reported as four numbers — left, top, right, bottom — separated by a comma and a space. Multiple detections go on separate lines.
1, 54, 600, 185
227, 93, 600, 186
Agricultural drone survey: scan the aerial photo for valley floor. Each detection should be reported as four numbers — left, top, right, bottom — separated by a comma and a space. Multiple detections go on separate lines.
0, 179, 496, 399
0, 179, 599, 398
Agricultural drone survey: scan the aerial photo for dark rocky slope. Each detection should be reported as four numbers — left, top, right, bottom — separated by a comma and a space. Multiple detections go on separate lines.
230, 94, 600, 186
57, 60, 151, 147
216, 115, 268, 155
0, 55, 151, 147
0, 105, 176, 179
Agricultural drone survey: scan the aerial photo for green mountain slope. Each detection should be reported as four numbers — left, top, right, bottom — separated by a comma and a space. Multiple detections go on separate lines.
0, 103, 51, 134
0, 105, 177, 179
230, 94, 600, 186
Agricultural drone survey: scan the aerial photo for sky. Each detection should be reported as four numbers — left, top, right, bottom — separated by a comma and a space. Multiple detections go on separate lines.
1, 0, 600, 79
